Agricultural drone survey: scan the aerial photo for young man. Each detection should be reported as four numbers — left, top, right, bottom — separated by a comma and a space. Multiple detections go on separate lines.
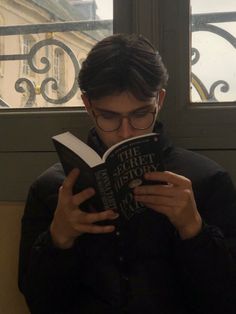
19, 34, 236, 314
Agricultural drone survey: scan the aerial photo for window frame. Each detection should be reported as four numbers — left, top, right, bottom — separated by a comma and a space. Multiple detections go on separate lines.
157, 0, 236, 149
0, 0, 132, 152
1, 0, 236, 201
1, 0, 235, 148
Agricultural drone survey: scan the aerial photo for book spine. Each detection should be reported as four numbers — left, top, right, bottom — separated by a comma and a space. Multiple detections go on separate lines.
94, 168, 118, 210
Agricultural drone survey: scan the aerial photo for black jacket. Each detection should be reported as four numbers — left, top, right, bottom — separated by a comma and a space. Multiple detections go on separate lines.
18, 125, 236, 314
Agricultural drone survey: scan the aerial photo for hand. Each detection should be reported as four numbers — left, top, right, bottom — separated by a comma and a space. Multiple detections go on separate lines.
50, 168, 119, 249
134, 171, 202, 239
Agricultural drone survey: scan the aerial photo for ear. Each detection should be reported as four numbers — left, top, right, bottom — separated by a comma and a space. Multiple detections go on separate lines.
81, 93, 92, 113
157, 89, 166, 111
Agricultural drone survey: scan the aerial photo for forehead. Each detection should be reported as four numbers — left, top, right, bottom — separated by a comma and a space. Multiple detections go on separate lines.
90, 91, 156, 113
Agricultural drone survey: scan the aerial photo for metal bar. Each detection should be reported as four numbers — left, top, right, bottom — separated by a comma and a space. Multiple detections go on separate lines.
0, 54, 28, 61
192, 23, 236, 48
192, 12, 236, 25
191, 11, 236, 102
0, 19, 113, 36
0, 98, 10, 108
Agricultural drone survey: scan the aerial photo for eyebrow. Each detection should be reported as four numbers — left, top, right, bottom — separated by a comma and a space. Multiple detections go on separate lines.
94, 104, 154, 115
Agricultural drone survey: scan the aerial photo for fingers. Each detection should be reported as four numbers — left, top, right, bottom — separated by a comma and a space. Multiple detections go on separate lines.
134, 194, 184, 208
144, 171, 192, 188
70, 209, 119, 235
59, 168, 96, 209
72, 187, 95, 207
72, 209, 119, 225
74, 223, 115, 234
138, 202, 172, 216
134, 184, 188, 198
85, 209, 119, 223
133, 171, 202, 239
62, 168, 80, 191
52, 169, 119, 246
134, 171, 193, 199
134, 182, 194, 213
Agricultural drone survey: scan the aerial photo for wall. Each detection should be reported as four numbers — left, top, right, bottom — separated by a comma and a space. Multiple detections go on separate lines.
0, 202, 30, 314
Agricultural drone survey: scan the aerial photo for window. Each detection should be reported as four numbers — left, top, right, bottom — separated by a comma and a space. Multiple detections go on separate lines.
0, 0, 114, 200
1, 0, 235, 201
53, 48, 66, 98
0, 0, 113, 109
156, 0, 236, 151
191, 0, 236, 103
0, 14, 4, 79
22, 36, 35, 77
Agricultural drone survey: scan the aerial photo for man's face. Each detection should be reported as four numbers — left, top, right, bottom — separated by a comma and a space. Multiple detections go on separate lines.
82, 90, 165, 148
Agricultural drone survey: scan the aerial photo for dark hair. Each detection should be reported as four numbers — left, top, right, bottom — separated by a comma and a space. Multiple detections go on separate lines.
78, 33, 168, 100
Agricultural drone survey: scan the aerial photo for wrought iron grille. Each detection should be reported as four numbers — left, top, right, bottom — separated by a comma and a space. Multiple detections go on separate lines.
1, 11, 235, 107
0, 20, 112, 108
191, 11, 236, 102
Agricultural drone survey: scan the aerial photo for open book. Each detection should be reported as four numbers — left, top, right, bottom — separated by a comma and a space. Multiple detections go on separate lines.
52, 132, 164, 220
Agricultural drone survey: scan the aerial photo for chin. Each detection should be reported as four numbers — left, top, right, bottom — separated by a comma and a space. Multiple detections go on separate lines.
106, 139, 123, 148
107, 141, 118, 148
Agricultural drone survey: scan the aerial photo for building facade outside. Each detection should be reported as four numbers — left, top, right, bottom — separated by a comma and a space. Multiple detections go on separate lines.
0, 0, 112, 108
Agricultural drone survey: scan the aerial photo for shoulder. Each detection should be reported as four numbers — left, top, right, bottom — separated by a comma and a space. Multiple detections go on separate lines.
166, 147, 236, 214
165, 146, 229, 183
29, 162, 65, 205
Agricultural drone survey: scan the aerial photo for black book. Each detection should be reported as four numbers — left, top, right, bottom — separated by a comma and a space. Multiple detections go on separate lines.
52, 132, 164, 220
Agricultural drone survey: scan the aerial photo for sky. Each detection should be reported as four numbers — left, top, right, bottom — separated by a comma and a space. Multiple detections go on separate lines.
95, 0, 113, 19
94, 0, 235, 102
95, 0, 236, 17
191, 0, 236, 13
95, 0, 236, 18
191, 0, 236, 102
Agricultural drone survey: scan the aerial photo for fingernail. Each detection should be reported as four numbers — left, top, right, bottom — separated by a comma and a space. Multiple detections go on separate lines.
72, 168, 80, 175
111, 212, 119, 219
87, 188, 95, 195
133, 187, 140, 194
144, 172, 151, 179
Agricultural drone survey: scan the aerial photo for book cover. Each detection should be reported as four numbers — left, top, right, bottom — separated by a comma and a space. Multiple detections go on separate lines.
52, 132, 164, 220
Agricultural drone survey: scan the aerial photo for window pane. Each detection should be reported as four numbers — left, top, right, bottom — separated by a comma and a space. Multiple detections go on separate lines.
0, 0, 113, 109
190, 0, 236, 103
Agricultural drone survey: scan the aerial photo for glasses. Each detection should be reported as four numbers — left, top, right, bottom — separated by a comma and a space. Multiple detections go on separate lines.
91, 106, 157, 132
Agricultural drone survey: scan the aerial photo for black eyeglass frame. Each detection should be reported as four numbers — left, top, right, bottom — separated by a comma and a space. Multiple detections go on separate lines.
91, 106, 158, 132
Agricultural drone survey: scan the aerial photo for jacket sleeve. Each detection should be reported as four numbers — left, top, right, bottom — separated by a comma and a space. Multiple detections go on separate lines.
18, 183, 82, 314
174, 170, 236, 314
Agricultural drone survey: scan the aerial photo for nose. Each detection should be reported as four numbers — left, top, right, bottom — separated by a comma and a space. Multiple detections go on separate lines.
117, 116, 134, 139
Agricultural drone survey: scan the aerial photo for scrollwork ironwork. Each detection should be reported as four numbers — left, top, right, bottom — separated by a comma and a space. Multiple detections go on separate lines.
191, 11, 236, 102
191, 74, 230, 102
191, 48, 200, 65
0, 98, 9, 107
26, 38, 80, 105
209, 80, 230, 101
0, 19, 112, 108
15, 78, 36, 107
